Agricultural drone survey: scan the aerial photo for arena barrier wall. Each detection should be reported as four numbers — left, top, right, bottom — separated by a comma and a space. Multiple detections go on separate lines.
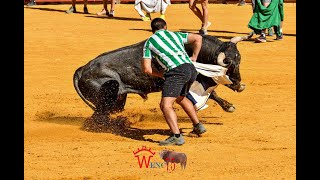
24, 0, 296, 5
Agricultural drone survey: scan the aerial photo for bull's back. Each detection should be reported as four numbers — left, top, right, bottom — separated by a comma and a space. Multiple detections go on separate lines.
79, 40, 164, 93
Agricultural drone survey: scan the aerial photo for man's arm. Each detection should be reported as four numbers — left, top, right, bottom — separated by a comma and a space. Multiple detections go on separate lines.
187, 33, 202, 62
141, 58, 164, 78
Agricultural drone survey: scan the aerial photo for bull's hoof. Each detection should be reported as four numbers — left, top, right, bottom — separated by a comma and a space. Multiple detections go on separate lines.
221, 104, 235, 113
226, 106, 235, 113
237, 83, 246, 92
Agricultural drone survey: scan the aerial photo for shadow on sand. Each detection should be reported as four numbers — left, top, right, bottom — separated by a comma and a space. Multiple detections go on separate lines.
35, 111, 224, 143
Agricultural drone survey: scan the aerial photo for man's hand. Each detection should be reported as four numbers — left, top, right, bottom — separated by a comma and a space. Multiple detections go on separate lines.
189, 56, 197, 62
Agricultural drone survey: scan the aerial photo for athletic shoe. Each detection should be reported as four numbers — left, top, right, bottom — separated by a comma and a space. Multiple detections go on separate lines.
267, 27, 274, 36
199, 28, 208, 35
66, 6, 76, 14
238, 0, 246, 6
141, 16, 151, 21
83, 7, 89, 14
97, 8, 108, 16
160, 14, 165, 20
192, 122, 207, 135
255, 35, 267, 43
199, 22, 211, 35
146, 13, 151, 20
109, 10, 115, 17
159, 134, 185, 146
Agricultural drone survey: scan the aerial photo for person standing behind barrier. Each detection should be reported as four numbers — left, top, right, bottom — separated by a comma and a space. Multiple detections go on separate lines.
141, 18, 206, 146
96, 0, 116, 17
134, 0, 170, 21
189, 0, 211, 35
66, 0, 89, 14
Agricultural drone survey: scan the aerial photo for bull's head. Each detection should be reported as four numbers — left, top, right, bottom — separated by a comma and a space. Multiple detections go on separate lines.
215, 33, 252, 92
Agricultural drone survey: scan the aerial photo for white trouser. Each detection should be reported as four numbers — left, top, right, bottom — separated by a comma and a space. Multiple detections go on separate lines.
134, 0, 170, 17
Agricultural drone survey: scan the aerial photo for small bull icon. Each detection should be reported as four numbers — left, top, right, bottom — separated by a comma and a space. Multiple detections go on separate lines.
159, 150, 187, 169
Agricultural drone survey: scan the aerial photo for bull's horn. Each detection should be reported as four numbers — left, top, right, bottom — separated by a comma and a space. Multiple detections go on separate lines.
217, 52, 228, 67
230, 32, 253, 44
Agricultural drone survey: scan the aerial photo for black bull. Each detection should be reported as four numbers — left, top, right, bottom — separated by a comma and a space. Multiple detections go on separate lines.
73, 34, 250, 116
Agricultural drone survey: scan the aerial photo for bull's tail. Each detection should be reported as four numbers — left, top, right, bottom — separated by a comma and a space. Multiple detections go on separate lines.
73, 67, 96, 111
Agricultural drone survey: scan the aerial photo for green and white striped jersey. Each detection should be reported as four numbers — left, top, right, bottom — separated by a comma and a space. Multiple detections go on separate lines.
143, 29, 192, 71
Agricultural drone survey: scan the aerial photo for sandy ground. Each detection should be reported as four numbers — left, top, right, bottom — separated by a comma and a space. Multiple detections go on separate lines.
24, 3, 296, 180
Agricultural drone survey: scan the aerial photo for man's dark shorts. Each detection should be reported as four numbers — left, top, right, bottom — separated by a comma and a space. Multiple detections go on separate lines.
162, 63, 197, 97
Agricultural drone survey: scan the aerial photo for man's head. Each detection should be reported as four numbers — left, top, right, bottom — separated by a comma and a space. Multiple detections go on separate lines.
151, 18, 167, 33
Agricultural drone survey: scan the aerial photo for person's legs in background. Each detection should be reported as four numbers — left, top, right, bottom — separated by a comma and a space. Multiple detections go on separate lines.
255, 0, 271, 42
189, 0, 211, 35
134, 1, 150, 21
97, 0, 109, 16
109, 0, 116, 17
66, 0, 89, 14
96, 0, 116, 17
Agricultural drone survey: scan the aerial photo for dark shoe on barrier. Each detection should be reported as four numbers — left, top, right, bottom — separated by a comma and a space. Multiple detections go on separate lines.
66, 6, 76, 14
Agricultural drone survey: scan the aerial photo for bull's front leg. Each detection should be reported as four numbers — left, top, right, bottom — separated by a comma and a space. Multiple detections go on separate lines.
209, 90, 235, 112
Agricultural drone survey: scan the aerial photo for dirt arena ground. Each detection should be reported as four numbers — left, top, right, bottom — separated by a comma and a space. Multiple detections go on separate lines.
24, 3, 296, 179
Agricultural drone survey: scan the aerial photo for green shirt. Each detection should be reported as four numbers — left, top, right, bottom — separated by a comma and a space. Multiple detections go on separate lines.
143, 29, 192, 71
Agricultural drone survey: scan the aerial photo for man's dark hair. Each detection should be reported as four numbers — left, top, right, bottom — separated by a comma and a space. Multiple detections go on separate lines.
151, 18, 167, 33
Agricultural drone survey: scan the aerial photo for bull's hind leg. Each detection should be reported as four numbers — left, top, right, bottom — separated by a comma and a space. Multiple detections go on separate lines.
209, 90, 235, 113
